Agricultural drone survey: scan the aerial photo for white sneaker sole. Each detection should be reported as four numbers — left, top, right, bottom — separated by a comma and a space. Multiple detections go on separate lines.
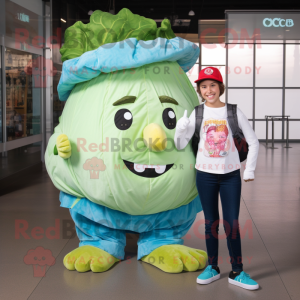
197, 273, 220, 284
228, 278, 259, 290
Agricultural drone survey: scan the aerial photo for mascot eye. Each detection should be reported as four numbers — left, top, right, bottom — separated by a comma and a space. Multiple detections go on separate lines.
162, 108, 176, 129
114, 109, 133, 130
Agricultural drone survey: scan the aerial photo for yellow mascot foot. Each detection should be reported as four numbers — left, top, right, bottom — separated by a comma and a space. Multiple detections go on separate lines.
141, 244, 207, 273
63, 245, 120, 272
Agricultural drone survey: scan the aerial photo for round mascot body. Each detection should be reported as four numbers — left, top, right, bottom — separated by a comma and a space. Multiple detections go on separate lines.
45, 8, 207, 273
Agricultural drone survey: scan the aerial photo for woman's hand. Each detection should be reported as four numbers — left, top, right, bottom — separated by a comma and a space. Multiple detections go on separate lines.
244, 179, 254, 182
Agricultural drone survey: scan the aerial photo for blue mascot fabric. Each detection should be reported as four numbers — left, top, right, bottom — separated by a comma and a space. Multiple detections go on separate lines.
58, 37, 199, 101
60, 191, 202, 259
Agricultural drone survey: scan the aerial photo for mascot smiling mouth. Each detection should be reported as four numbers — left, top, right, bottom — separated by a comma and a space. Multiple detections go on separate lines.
123, 160, 174, 178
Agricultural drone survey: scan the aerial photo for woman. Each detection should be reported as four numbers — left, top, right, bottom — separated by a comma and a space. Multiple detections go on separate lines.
174, 67, 260, 290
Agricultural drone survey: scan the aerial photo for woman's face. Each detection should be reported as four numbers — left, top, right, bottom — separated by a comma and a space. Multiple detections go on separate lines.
197, 80, 220, 104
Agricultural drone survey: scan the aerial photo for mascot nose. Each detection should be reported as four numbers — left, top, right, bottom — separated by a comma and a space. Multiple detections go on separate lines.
143, 123, 167, 152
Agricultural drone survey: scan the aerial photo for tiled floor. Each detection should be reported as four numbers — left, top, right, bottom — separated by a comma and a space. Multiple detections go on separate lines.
0, 142, 299, 300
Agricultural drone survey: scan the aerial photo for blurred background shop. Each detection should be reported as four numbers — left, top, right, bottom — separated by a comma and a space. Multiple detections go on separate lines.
0, 0, 50, 189
0, 0, 299, 192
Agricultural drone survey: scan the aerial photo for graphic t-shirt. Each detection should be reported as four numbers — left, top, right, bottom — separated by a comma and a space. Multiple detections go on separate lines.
196, 105, 240, 173
202, 118, 230, 158
174, 103, 260, 179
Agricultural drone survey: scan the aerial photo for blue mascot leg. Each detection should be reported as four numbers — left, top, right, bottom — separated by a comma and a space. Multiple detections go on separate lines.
70, 208, 126, 260
137, 217, 195, 260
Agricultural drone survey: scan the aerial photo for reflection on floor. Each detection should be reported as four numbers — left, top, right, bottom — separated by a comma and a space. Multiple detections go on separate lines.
0, 142, 41, 179
0, 142, 299, 300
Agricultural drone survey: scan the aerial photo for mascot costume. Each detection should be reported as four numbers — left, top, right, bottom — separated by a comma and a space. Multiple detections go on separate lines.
45, 8, 207, 273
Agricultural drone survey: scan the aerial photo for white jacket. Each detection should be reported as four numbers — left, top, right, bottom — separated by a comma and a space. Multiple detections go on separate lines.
174, 103, 259, 180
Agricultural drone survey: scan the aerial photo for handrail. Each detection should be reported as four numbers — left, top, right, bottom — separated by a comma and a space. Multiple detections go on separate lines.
265, 115, 292, 149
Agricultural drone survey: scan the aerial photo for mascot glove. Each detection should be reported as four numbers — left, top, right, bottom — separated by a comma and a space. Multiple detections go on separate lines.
56, 134, 72, 159
176, 110, 190, 133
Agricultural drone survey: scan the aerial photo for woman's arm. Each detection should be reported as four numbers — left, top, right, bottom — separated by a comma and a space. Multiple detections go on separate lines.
174, 109, 196, 150
236, 107, 260, 180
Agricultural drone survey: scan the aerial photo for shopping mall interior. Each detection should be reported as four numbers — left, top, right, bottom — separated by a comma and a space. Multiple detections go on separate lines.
0, 1, 299, 299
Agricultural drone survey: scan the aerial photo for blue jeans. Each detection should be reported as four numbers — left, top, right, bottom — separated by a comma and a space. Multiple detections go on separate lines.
196, 169, 243, 272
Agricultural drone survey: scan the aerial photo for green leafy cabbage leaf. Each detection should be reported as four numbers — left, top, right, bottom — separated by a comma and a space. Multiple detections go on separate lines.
60, 8, 175, 62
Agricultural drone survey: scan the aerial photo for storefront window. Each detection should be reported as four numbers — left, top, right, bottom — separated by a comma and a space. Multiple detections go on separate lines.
255, 44, 283, 87
285, 44, 300, 87
5, 0, 43, 48
255, 89, 282, 119
184, 43, 200, 102
186, 63, 201, 103
201, 44, 226, 66
186, 63, 199, 86
285, 89, 300, 119
5, 48, 41, 141
0, 46, 2, 143
283, 89, 300, 140
228, 45, 253, 87
285, 89, 300, 139
53, 65, 64, 129
255, 120, 282, 140
228, 89, 253, 119
255, 89, 282, 139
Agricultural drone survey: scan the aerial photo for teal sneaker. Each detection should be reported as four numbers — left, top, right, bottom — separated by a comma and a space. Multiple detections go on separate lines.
228, 271, 259, 290
197, 265, 220, 284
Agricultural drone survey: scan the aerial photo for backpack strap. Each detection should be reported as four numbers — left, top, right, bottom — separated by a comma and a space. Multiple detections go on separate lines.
194, 104, 204, 141
227, 103, 240, 137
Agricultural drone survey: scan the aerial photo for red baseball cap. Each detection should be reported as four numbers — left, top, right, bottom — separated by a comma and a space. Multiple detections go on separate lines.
194, 67, 223, 84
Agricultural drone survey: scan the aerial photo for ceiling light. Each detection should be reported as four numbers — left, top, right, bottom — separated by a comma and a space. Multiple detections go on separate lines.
188, 10, 195, 16
88, 10, 93, 15
60, 18, 66, 23
286, 30, 290, 31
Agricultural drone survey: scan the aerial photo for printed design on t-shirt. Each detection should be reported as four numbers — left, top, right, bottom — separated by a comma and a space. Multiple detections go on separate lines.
201, 118, 231, 157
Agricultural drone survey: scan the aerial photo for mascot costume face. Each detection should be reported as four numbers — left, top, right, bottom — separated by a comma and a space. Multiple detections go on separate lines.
45, 8, 207, 273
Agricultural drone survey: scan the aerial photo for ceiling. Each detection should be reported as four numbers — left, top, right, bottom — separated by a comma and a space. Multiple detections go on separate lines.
53, 0, 300, 34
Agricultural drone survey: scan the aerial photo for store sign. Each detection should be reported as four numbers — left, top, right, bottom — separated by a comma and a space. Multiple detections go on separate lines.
226, 12, 300, 42
263, 18, 294, 28
16, 13, 29, 23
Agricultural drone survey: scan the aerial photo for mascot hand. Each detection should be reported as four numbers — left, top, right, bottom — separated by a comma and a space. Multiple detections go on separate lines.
176, 110, 190, 133
56, 134, 72, 159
